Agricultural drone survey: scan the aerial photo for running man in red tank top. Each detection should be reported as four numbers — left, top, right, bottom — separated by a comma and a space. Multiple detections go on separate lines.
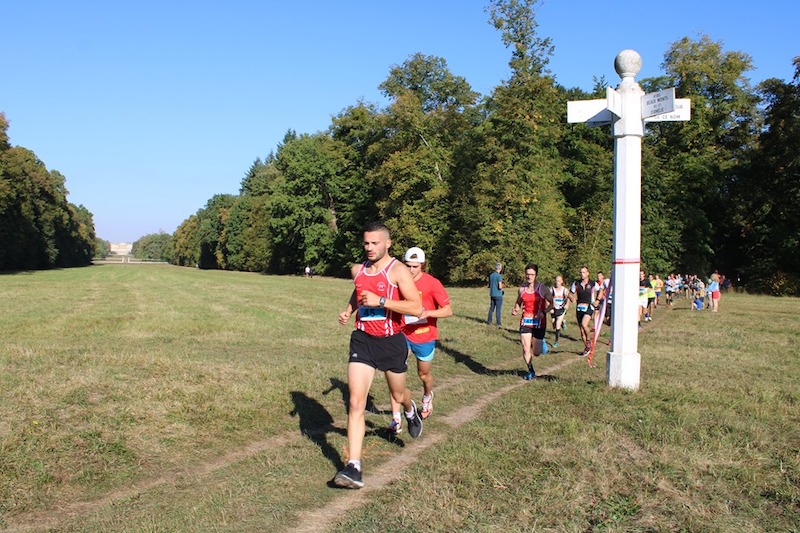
511, 263, 554, 380
333, 222, 423, 490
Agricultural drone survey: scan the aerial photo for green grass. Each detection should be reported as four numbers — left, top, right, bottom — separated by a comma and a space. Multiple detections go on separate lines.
1, 265, 798, 532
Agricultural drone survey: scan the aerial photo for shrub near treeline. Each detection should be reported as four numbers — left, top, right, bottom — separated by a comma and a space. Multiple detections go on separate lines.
131, 232, 171, 261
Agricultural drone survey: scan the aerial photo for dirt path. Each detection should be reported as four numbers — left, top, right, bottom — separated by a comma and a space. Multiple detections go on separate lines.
290, 356, 582, 533
2, 433, 298, 532
2, 358, 581, 533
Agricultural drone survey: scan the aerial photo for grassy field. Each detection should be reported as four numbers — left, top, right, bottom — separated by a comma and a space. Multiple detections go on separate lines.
0, 264, 798, 532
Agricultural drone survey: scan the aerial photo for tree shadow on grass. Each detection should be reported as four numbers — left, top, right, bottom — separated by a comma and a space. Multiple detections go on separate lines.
437, 342, 523, 378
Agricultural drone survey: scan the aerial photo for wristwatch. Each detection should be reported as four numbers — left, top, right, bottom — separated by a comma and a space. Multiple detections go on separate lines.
379, 296, 386, 308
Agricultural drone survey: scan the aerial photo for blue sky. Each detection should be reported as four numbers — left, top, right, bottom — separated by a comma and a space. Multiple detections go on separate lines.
3, 1, 797, 243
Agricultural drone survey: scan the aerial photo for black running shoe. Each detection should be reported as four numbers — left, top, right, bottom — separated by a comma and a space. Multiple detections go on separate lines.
333, 463, 364, 489
406, 400, 423, 438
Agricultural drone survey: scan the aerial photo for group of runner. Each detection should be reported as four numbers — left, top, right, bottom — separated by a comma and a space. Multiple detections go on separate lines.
508, 265, 612, 380
332, 221, 722, 489
664, 272, 723, 312
333, 224, 613, 489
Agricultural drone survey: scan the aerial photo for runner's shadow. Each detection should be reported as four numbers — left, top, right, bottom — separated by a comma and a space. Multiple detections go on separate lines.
460, 315, 514, 334
290, 391, 347, 470
323, 378, 404, 451
461, 315, 497, 327
366, 422, 406, 448
437, 342, 520, 377
552, 332, 580, 342
323, 377, 385, 415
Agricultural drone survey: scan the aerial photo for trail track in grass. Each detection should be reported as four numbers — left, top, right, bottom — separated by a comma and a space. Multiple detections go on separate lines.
2, 356, 581, 533
289, 356, 582, 533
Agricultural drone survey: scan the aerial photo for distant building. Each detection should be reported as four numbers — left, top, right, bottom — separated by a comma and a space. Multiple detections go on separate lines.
110, 242, 133, 255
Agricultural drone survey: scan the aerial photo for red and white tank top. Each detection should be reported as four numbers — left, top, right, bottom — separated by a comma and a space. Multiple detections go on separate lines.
354, 258, 402, 337
551, 285, 567, 310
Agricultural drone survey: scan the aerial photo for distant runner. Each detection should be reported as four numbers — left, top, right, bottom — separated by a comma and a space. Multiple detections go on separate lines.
550, 275, 569, 348
639, 270, 650, 325
512, 263, 554, 380
569, 266, 594, 356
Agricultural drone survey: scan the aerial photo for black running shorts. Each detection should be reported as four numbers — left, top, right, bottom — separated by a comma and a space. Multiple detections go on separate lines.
348, 329, 408, 373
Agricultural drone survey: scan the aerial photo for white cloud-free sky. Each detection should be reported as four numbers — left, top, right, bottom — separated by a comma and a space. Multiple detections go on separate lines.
3, 0, 797, 242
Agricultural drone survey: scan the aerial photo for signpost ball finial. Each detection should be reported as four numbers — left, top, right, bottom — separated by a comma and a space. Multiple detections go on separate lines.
614, 50, 642, 79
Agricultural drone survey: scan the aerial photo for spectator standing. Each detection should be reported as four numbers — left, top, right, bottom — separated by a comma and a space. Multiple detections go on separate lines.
487, 263, 505, 328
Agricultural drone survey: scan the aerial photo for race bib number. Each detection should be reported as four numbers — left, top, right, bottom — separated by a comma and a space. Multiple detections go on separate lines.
404, 314, 428, 326
577, 303, 589, 312
359, 306, 386, 321
554, 297, 564, 307
522, 315, 540, 328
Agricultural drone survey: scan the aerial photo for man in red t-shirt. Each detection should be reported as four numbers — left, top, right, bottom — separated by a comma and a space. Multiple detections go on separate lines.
387, 247, 453, 433
334, 222, 423, 490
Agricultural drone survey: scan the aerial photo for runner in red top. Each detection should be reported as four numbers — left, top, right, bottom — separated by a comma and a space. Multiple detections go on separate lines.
334, 222, 423, 490
511, 263, 554, 380
353, 258, 403, 337
387, 247, 452, 430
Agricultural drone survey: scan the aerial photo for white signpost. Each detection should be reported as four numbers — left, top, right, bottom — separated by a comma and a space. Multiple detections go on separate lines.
567, 50, 691, 390
644, 99, 691, 122
641, 87, 675, 118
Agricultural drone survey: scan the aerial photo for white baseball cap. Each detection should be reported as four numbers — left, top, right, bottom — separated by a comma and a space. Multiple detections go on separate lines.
404, 247, 426, 263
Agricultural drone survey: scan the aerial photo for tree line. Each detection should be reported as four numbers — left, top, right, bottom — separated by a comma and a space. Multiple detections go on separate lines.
0, 114, 97, 270
4, 1, 798, 294
151, 2, 799, 294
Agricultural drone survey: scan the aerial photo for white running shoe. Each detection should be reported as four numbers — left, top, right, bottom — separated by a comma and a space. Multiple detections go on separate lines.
421, 391, 433, 419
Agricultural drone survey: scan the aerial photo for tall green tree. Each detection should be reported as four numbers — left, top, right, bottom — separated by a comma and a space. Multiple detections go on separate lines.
269, 133, 347, 275
94, 237, 111, 258
735, 57, 800, 294
132, 232, 171, 261
239, 155, 282, 197
224, 194, 272, 272
380, 53, 478, 113
328, 102, 388, 270
0, 145, 93, 269
0, 113, 9, 150
169, 215, 201, 267
446, 0, 568, 284
60, 202, 95, 266
372, 54, 479, 276
647, 35, 760, 274
197, 194, 237, 269
0, 114, 95, 270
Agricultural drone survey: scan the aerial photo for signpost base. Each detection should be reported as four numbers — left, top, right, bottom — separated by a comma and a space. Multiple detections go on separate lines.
606, 351, 641, 390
